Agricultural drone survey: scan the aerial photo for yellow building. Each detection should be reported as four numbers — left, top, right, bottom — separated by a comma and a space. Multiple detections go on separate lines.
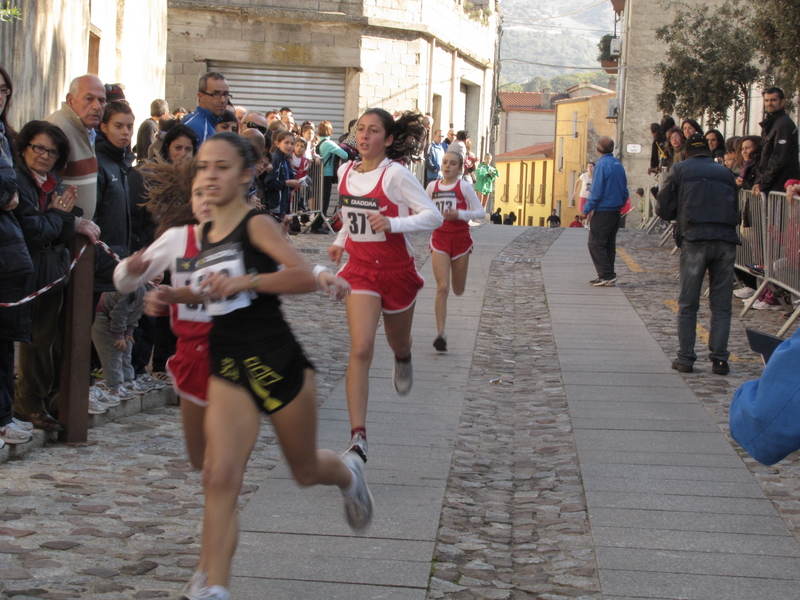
553, 91, 618, 226
494, 142, 554, 227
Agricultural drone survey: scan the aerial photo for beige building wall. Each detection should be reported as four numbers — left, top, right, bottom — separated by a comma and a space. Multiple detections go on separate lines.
0, 0, 167, 134
166, 0, 496, 155
495, 111, 556, 156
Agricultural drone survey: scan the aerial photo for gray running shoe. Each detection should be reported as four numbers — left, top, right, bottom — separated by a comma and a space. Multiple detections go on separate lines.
392, 356, 413, 396
346, 431, 368, 463
341, 451, 374, 531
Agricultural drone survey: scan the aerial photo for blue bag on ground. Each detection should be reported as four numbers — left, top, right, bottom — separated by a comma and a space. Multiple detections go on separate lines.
729, 327, 800, 465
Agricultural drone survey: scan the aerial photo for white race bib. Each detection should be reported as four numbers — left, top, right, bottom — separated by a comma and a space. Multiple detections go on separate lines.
432, 189, 456, 214
174, 256, 211, 322
189, 242, 252, 316
341, 195, 386, 242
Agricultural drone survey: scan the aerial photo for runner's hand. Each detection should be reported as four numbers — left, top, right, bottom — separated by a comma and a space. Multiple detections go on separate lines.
318, 271, 350, 300
368, 212, 391, 232
200, 271, 249, 299
328, 245, 344, 265
125, 250, 151, 276
144, 286, 172, 317
442, 207, 459, 222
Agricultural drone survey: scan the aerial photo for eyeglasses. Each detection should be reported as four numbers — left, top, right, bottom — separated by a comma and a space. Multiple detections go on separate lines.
245, 122, 267, 134
201, 90, 233, 100
0, 87, 10, 97
28, 144, 59, 159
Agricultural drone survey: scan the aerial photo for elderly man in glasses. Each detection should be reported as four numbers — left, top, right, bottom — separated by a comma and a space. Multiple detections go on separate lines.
182, 71, 231, 146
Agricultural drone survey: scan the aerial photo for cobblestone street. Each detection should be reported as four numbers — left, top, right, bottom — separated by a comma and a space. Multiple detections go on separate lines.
1, 225, 799, 600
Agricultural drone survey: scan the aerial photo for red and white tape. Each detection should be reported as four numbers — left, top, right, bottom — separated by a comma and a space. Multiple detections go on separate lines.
0, 240, 124, 308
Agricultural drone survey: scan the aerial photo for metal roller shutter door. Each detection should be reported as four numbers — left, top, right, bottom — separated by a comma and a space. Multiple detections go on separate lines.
208, 61, 346, 137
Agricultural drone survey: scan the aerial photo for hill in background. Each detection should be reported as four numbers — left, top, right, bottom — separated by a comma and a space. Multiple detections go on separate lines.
499, 0, 617, 92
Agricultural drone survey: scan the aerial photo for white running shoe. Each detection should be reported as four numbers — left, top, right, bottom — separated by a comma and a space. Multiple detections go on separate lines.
137, 373, 163, 390
346, 431, 368, 463
179, 570, 208, 600
12, 417, 34, 432
0, 422, 32, 444
752, 299, 782, 311
341, 451, 374, 531
392, 356, 413, 396
88, 387, 109, 415
733, 286, 756, 299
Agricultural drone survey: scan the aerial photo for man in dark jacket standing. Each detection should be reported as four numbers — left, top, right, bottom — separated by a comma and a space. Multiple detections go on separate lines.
657, 133, 740, 375
583, 136, 628, 286
752, 87, 800, 196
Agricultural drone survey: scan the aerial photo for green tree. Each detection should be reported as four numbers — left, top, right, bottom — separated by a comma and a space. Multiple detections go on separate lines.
548, 71, 610, 92
522, 75, 550, 92
0, 2, 21, 22
751, 0, 800, 94
655, 0, 759, 126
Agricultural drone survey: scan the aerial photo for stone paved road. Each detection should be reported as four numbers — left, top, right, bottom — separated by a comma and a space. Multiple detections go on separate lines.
1, 225, 799, 600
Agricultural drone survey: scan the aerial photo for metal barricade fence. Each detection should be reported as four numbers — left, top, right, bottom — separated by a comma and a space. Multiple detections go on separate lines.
735, 189, 766, 279
288, 156, 336, 233
740, 190, 800, 336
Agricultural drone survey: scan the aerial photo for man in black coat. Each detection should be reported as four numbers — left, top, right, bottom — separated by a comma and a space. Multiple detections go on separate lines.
752, 87, 800, 196
657, 133, 740, 376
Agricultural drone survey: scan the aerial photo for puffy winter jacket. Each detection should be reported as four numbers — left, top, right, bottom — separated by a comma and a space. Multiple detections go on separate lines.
656, 155, 740, 247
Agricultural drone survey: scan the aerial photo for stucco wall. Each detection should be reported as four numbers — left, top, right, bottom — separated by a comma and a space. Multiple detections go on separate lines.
496, 111, 556, 155
0, 0, 166, 133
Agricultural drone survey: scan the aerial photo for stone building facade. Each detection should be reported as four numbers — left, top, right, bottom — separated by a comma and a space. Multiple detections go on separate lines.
166, 0, 498, 155
0, 0, 167, 132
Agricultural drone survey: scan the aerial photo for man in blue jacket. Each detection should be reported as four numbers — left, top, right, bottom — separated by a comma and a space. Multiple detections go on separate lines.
582, 137, 628, 286
182, 72, 230, 146
656, 133, 740, 375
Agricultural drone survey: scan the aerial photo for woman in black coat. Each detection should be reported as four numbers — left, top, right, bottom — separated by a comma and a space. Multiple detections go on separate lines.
94, 101, 135, 292
12, 120, 98, 431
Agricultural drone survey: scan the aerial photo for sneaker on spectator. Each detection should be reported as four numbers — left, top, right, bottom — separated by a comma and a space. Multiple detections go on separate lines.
12, 417, 34, 432
110, 384, 133, 401
592, 278, 617, 287
752, 299, 782, 311
589, 277, 603, 285
733, 286, 756, 299
0, 421, 33, 444
136, 373, 163, 390
88, 387, 109, 415
125, 379, 150, 395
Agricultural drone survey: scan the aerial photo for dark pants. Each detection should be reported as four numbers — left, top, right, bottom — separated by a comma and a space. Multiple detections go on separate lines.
15, 290, 64, 416
677, 240, 736, 365
588, 209, 621, 279
0, 340, 14, 426
132, 315, 155, 375
152, 315, 176, 372
311, 175, 335, 231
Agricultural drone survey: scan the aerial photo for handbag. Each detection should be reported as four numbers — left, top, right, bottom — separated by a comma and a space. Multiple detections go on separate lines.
36, 244, 71, 293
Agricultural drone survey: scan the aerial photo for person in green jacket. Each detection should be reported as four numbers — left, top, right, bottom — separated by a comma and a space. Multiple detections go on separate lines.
474, 153, 499, 208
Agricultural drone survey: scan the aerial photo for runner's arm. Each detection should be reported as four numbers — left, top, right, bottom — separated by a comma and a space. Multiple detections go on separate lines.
114, 227, 186, 293
458, 180, 487, 222
384, 166, 443, 233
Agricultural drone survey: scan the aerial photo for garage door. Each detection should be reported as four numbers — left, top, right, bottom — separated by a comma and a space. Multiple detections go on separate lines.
208, 61, 347, 138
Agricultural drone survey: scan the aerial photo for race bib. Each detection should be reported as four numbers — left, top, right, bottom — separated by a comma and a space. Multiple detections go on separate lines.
174, 256, 211, 322
189, 242, 253, 316
341, 195, 386, 242
432, 190, 457, 214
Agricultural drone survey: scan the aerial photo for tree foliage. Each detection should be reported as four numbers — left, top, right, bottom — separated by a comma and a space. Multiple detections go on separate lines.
0, 2, 21, 23
655, 0, 759, 127
751, 0, 800, 94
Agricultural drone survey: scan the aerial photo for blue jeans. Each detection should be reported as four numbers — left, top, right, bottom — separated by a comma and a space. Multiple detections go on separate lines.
677, 240, 736, 365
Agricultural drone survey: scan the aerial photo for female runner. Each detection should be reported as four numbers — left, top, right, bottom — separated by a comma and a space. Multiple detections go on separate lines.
428, 151, 485, 352
327, 109, 443, 464
117, 133, 371, 600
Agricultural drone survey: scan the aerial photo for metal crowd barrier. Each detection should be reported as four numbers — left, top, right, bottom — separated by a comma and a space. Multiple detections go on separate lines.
287, 156, 337, 235
739, 190, 800, 337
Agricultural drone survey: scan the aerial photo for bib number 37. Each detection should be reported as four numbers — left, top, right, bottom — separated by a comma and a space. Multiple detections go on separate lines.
341, 195, 386, 242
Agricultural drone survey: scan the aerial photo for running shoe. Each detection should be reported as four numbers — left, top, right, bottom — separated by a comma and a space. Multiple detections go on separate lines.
433, 335, 448, 353
752, 300, 781, 311
179, 570, 207, 600
589, 277, 603, 285
88, 387, 109, 415
125, 379, 150, 395
0, 421, 32, 444
341, 451, 374, 531
138, 373, 166, 390
591, 278, 617, 287
110, 384, 133, 401
392, 355, 413, 396
733, 286, 756, 299
346, 431, 368, 463
12, 417, 34, 432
